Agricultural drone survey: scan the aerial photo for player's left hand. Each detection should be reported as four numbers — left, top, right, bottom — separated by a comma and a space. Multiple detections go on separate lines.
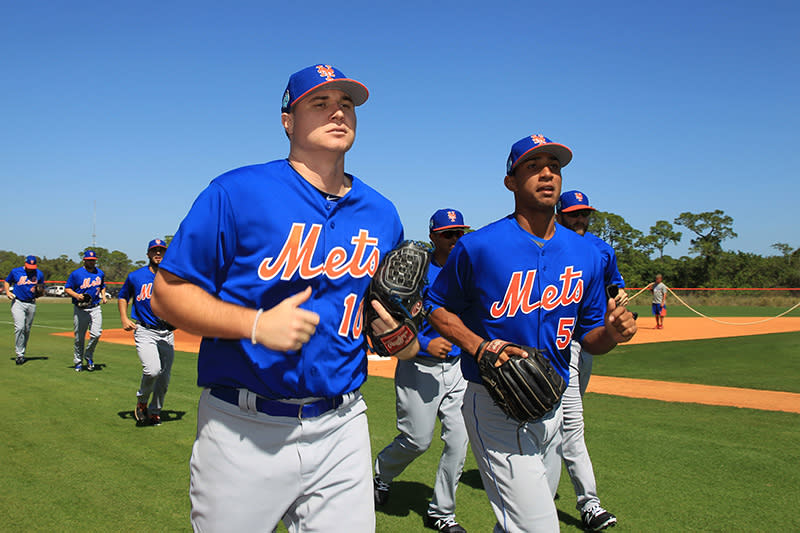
369, 299, 419, 358
369, 299, 400, 335
427, 337, 454, 359
605, 297, 637, 343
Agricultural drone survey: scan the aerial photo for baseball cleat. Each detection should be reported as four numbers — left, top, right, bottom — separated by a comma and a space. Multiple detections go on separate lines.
16, 356, 25, 365
87, 359, 95, 371
424, 515, 467, 533
135, 401, 148, 423
373, 476, 390, 506
74, 363, 82, 372
149, 414, 162, 426
582, 505, 617, 531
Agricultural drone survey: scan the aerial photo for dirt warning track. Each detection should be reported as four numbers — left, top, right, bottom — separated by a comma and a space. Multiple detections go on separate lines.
63, 316, 800, 414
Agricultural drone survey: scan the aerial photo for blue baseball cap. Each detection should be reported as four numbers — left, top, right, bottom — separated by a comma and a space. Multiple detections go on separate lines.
148, 238, 168, 250
506, 134, 573, 175
429, 208, 469, 233
25, 255, 37, 269
281, 64, 369, 113
558, 190, 596, 213
83, 250, 97, 260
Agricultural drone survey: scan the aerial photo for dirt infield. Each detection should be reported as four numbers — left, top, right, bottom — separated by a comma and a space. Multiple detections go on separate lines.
66, 316, 800, 414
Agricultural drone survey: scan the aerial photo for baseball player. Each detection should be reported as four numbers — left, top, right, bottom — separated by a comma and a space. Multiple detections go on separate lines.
556, 190, 627, 530
118, 239, 175, 426
648, 274, 667, 329
373, 209, 470, 533
4, 255, 46, 365
425, 134, 637, 532
151, 64, 419, 532
65, 250, 107, 372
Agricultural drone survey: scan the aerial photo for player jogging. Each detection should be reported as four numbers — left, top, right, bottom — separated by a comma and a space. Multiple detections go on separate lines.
426, 134, 637, 532
118, 239, 175, 426
4, 255, 46, 365
65, 250, 107, 372
152, 64, 419, 532
556, 189, 627, 530
373, 208, 471, 533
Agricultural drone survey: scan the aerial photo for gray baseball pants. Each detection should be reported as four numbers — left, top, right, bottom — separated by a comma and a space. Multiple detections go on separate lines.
560, 340, 601, 513
73, 305, 102, 364
463, 382, 563, 533
11, 299, 36, 358
191, 388, 374, 533
134, 326, 175, 415
374, 356, 468, 521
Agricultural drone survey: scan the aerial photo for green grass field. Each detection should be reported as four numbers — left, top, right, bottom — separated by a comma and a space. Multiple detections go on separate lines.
2, 300, 799, 531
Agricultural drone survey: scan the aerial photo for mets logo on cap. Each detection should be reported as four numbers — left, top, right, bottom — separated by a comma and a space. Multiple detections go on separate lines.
530, 134, 547, 145
574, 192, 584, 202
316, 64, 336, 81
447, 210, 457, 222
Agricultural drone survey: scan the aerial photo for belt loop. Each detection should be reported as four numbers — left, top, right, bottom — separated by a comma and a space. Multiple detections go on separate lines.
246, 390, 258, 413
237, 389, 247, 411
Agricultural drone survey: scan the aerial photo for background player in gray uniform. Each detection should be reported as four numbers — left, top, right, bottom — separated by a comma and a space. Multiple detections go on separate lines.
65, 250, 107, 372
648, 274, 667, 329
151, 64, 418, 532
374, 209, 470, 533
4, 255, 45, 365
556, 190, 627, 531
118, 239, 175, 426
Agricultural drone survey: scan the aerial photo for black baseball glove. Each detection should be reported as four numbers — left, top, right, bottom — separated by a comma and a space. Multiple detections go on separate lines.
32, 284, 46, 298
363, 240, 431, 357
477, 340, 567, 422
76, 293, 93, 308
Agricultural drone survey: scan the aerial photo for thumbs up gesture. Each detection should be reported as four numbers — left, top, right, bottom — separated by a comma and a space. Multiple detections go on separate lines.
253, 286, 320, 352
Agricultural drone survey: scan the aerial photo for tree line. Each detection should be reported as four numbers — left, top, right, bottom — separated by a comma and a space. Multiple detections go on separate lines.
587, 209, 799, 288
2, 211, 798, 289
0, 237, 174, 287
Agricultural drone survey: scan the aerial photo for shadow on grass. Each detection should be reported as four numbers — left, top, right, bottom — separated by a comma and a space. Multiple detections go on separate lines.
375, 480, 432, 521
65, 362, 108, 372
459, 468, 483, 490
117, 409, 188, 427
556, 509, 583, 529
9, 356, 50, 365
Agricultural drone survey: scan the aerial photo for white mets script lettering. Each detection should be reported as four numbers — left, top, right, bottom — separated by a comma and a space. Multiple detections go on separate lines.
489, 267, 584, 318
258, 223, 381, 281
79, 277, 103, 289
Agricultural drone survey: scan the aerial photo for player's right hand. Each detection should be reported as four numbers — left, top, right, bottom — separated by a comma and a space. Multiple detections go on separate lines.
476, 339, 528, 367
254, 286, 320, 352
427, 337, 453, 359
604, 298, 637, 343
614, 288, 630, 307
122, 318, 137, 332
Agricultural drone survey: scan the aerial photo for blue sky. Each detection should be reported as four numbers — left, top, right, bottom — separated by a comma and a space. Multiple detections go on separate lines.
3, 1, 798, 264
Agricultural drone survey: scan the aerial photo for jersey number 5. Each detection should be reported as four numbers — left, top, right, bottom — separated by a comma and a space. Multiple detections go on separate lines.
556, 317, 575, 350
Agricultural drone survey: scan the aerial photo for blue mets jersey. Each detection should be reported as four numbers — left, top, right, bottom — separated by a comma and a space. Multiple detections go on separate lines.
425, 215, 607, 384
5, 267, 45, 302
118, 266, 162, 327
66, 267, 105, 305
160, 159, 404, 399
583, 231, 625, 288
417, 260, 462, 360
